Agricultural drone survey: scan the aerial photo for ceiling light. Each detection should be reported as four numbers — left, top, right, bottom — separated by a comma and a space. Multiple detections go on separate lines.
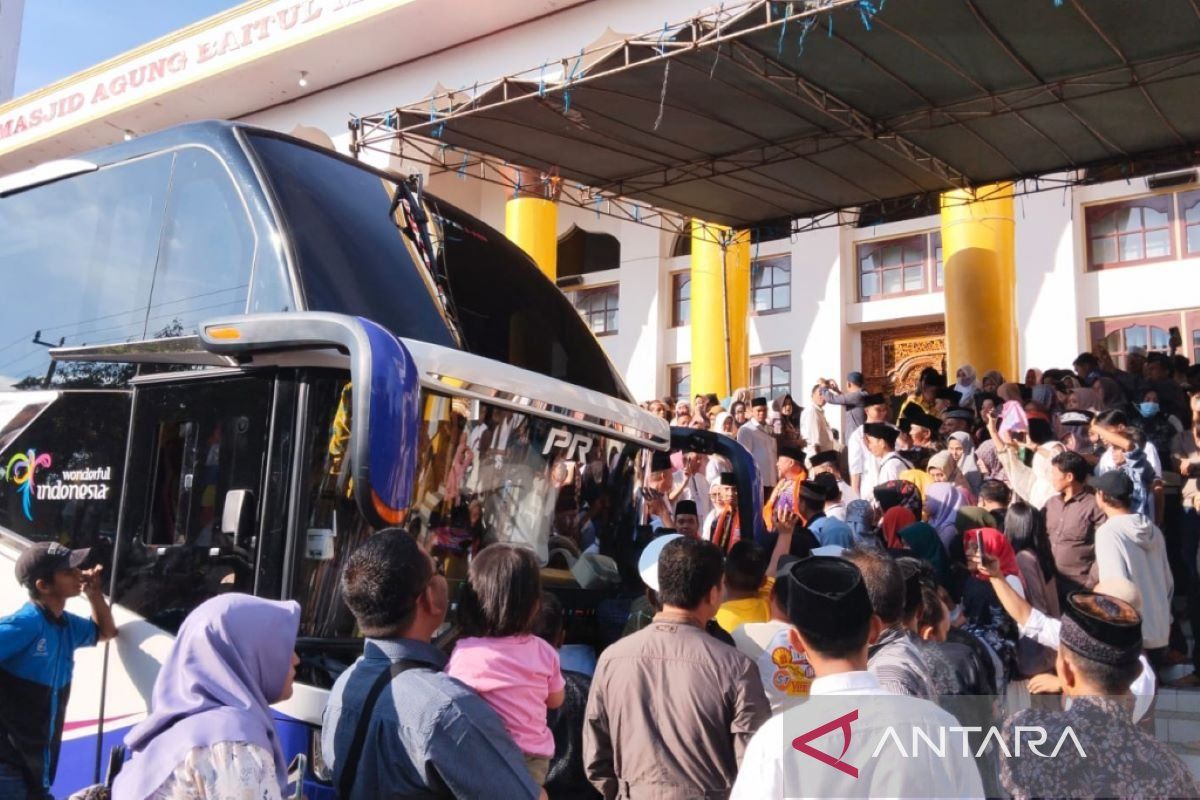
298, 71, 309, 88
123, 130, 135, 141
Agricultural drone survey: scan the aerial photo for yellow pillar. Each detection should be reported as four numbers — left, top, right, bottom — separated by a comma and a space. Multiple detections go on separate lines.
691, 220, 750, 398
939, 183, 1018, 380
726, 229, 751, 394
504, 165, 559, 280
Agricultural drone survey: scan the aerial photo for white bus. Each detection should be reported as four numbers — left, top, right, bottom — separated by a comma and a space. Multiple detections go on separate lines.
0, 121, 764, 797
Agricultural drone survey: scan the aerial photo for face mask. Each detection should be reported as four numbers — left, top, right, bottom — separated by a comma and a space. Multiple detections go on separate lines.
1139, 402, 1160, 418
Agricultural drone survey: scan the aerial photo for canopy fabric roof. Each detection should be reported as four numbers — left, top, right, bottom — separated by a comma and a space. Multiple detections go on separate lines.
357, 0, 1200, 229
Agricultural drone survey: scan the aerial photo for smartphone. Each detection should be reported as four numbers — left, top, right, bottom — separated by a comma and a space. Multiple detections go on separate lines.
964, 530, 980, 561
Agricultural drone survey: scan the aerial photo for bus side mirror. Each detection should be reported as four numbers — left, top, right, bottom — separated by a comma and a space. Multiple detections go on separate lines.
221, 489, 255, 547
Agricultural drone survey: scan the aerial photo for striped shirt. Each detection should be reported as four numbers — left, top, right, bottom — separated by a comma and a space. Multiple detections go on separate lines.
866, 627, 936, 700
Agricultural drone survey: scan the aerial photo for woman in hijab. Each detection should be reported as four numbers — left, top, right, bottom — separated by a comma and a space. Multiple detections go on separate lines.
947, 431, 983, 497
924, 482, 964, 553
953, 365, 979, 408
926, 450, 974, 504
879, 506, 917, 549
844, 499, 875, 544
899, 468, 933, 501
114, 594, 301, 799
980, 370, 1005, 395
897, 519, 953, 590
773, 394, 803, 448
873, 479, 923, 521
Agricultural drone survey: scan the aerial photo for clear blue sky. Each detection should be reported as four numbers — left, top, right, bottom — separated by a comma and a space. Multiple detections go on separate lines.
14, 1, 242, 97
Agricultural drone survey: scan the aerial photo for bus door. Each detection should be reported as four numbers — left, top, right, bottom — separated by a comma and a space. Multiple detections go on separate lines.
94, 373, 278, 770
110, 373, 276, 628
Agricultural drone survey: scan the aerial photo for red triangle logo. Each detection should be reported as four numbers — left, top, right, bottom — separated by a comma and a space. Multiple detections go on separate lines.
791, 708, 859, 778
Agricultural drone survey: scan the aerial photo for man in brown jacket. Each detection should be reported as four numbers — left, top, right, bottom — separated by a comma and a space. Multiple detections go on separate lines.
1044, 451, 1107, 598
584, 537, 770, 800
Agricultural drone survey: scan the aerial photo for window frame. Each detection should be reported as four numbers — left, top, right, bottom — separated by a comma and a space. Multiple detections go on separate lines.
854, 230, 941, 302
1084, 193, 1176, 271
749, 352, 792, 402
670, 271, 691, 328
750, 253, 791, 316
570, 283, 620, 337
668, 363, 690, 403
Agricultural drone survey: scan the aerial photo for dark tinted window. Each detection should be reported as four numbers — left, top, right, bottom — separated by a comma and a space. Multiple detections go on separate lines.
113, 376, 272, 633
0, 392, 129, 554
431, 203, 627, 399
246, 134, 457, 349
0, 155, 171, 386
146, 149, 256, 336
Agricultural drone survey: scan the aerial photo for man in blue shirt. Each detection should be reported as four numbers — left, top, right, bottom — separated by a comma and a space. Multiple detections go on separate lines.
321, 530, 543, 799
0, 542, 118, 799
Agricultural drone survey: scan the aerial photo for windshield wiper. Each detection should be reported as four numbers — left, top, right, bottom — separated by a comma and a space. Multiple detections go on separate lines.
388, 176, 464, 347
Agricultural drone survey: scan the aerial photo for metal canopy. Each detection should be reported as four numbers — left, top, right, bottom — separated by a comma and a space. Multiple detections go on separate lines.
352, 0, 1200, 230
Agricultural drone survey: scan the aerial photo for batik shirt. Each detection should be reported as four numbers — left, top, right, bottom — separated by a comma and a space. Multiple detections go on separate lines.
1000, 696, 1200, 799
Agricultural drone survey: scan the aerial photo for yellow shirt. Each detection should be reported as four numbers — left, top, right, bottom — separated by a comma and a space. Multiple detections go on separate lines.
716, 579, 773, 633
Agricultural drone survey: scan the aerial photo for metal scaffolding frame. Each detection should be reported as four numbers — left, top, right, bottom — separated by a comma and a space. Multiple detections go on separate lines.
349, 0, 1200, 235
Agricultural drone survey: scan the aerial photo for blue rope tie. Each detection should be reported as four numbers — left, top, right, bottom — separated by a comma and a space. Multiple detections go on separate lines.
778, 2, 794, 55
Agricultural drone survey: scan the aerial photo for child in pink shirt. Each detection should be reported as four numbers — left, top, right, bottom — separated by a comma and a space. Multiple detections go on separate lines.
447, 543, 565, 785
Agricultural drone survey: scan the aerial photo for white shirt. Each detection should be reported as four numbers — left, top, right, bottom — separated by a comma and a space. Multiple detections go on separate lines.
737, 419, 778, 486
731, 671, 985, 800
800, 404, 839, 459
672, 468, 711, 521
1020, 607, 1155, 722
873, 452, 912, 497
731, 621, 813, 714
849, 426, 879, 497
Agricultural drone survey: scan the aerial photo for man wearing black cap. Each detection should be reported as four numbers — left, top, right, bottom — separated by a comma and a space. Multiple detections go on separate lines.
847, 393, 890, 497
1089, 470, 1174, 671
737, 397, 777, 499
731, 557, 983, 799
764, 442, 806, 534
862, 422, 911, 505
820, 372, 869, 442
999, 592, 1199, 798
0, 543, 117, 798
673, 500, 700, 539
897, 371, 944, 425
643, 450, 676, 531
809, 450, 859, 507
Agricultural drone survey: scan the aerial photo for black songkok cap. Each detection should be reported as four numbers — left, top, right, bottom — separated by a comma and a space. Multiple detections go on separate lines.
751, 397, 768, 408
936, 387, 963, 404
782, 556, 873, 635
719, 471, 738, 487
674, 499, 698, 517
650, 451, 673, 472
778, 442, 806, 463
1060, 591, 1143, 666
862, 422, 899, 446
799, 480, 828, 504
809, 450, 839, 469
901, 405, 942, 435
811, 472, 841, 500
861, 393, 887, 408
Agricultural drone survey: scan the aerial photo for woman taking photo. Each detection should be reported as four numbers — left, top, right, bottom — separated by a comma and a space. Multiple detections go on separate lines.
113, 594, 301, 799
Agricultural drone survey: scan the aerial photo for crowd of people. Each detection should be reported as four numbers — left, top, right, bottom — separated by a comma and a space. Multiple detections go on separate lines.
6, 350, 1200, 798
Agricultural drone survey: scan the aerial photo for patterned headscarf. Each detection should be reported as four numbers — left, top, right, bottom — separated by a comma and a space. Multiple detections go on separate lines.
845, 499, 875, 541
873, 479, 923, 520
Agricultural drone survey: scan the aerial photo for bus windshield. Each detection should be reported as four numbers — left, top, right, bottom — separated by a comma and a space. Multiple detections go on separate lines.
246, 133, 630, 400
